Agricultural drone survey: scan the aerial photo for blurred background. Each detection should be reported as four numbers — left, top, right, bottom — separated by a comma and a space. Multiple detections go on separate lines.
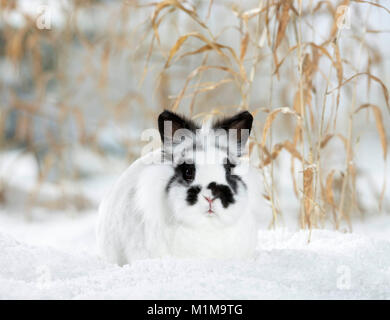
0, 0, 389, 239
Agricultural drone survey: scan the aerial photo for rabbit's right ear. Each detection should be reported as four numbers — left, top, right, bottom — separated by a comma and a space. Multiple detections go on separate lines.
158, 110, 198, 143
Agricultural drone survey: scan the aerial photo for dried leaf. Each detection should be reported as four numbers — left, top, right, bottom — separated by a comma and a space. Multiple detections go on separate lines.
334, 43, 343, 85
261, 107, 300, 147
165, 32, 239, 70
275, 0, 292, 51
327, 72, 390, 113
262, 140, 303, 166
283, 140, 303, 161
325, 170, 336, 207
303, 167, 314, 228
177, 44, 213, 60
240, 32, 249, 62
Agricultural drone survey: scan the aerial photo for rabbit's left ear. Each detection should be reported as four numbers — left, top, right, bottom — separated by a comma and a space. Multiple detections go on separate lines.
213, 111, 253, 146
158, 110, 198, 143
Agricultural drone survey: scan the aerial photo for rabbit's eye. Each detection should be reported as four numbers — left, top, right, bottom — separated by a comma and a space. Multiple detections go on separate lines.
182, 165, 195, 182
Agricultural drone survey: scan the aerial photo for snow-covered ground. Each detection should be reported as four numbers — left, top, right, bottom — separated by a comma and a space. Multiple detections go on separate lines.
0, 146, 390, 299
0, 209, 389, 299
0, 123, 389, 300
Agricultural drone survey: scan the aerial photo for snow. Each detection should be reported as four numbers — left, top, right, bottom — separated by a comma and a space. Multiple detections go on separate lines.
0, 133, 388, 299
0, 210, 389, 299
0, 146, 389, 299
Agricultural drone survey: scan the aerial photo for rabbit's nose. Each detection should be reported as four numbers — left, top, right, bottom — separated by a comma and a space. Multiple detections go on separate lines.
203, 196, 214, 204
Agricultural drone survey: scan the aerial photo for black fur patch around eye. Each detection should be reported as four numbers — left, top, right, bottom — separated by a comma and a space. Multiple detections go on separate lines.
207, 182, 235, 208
179, 163, 195, 183
165, 162, 196, 193
186, 186, 201, 205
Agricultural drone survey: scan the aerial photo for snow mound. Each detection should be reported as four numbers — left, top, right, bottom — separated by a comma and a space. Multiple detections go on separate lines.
1, 229, 389, 299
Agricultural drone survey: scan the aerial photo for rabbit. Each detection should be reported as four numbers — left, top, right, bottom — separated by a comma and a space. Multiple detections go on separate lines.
96, 110, 263, 265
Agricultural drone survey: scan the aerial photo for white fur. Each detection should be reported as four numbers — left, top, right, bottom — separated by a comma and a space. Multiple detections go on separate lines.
96, 126, 263, 265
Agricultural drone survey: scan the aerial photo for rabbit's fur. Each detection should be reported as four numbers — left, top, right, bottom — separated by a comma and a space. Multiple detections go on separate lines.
97, 111, 262, 265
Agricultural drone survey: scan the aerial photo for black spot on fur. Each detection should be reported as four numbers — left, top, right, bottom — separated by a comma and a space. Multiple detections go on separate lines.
223, 159, 246, 193
186, 186, 201, 205
207, 182, 235, 208
178, 163, 195, 183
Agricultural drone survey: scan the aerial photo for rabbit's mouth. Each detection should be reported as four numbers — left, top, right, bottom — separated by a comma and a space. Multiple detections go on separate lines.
206, 206, 218, 216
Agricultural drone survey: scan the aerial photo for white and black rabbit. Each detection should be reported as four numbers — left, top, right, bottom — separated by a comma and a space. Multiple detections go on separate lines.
96, 110, 262, 265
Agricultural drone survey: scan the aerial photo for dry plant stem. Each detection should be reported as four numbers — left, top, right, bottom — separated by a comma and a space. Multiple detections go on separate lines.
269, 126, 278, 227
266, 4, 281, 228
254, 1, 279, 229
242, 0, 265, 106
262, 89, 280, 227
338, 5, 372, 231
294, 2, 311, 233
337, 116, 353, 231
268, 8, 280, 229
316, 28, 343, 229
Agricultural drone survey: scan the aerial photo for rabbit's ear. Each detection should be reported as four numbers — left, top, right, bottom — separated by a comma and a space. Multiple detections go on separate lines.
213, 111, 253, 147
158, 110, 198, 143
